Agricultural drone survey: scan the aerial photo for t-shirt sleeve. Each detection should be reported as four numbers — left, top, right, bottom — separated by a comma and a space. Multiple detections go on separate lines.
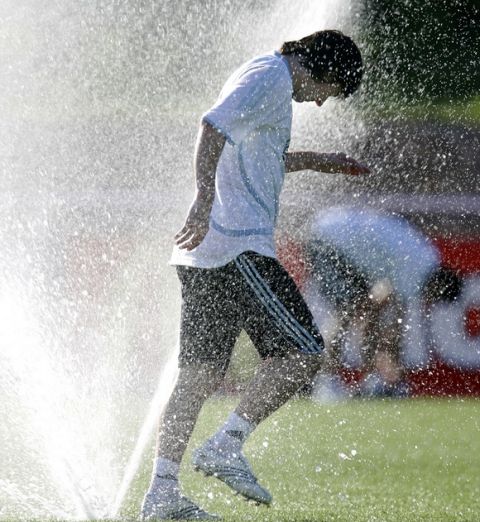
202, 65, 284, 146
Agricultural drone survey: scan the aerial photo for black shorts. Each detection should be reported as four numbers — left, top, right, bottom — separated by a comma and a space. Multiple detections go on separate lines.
176, 251, 324, 370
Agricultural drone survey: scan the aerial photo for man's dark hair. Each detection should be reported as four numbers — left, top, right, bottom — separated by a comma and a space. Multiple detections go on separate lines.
423, 267, 463, 304
280, 30, 363, 97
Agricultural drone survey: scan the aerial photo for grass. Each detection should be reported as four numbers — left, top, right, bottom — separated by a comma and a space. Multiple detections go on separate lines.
408, 96, 480, 125
365, 95, 480, 126
117, 397, 480, 522
3, 397, 478, 521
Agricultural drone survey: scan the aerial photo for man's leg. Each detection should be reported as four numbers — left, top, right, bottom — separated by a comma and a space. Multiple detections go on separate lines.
235, 349, 323, 425
192, 352, 322, 506
361, 292, 408, 397
234, 252, 325, 423
156, 363, 224, 463
305, 241, 369, 395
142, 264, 240, 520
142, 363, 226, 520
192, 252, 325, 505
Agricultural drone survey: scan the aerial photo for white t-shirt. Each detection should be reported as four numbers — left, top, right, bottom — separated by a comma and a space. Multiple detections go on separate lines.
170, 51, 293, 268
311, 207, 440, 300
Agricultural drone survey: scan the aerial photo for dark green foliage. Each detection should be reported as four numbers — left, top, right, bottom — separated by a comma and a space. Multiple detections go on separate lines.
360, 0, 480, 102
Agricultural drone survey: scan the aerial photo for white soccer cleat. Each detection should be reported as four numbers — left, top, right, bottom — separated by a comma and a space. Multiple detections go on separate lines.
141, 492, 221, 520
192, 442, 272, 506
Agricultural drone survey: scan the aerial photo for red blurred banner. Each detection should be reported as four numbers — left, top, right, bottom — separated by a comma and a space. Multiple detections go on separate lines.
278, 235, 480, 397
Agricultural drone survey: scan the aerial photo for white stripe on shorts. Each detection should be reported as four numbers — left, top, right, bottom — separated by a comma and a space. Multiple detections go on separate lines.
234, 254, 322, 354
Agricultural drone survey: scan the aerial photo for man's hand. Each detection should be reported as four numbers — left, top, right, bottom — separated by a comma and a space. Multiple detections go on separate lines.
319, 152, 370, 175
175, 197, 211, 251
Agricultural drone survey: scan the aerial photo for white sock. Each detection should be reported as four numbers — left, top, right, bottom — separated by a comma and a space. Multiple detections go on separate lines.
148, 457, 180, 497
209, 412, 255, 454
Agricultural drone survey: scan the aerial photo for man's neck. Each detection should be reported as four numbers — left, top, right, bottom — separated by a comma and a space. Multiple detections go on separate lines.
282, 54, 308, 97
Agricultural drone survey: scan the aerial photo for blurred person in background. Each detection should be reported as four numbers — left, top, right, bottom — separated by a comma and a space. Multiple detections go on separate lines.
306, 206, 462, 398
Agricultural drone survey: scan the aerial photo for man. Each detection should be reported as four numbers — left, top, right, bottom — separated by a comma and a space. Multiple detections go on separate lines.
141, 30, 369, 520
307, 206, 462, 398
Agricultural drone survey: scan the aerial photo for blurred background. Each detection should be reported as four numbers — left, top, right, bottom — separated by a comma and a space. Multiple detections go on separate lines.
0, 0, 479, 519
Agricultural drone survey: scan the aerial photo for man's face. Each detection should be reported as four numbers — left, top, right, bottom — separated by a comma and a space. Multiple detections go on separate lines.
293, 75, 342, 106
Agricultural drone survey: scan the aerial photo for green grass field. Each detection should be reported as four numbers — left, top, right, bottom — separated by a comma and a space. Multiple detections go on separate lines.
366, 95, 480, 126
119, 397, 480, 522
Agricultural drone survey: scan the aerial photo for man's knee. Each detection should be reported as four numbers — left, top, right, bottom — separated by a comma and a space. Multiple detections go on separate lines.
284, 348, 325, 378
300, 351, 324, 374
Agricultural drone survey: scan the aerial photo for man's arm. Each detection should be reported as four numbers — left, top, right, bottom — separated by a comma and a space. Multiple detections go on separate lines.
175, 121, 226, 250
285, 151, 370, 175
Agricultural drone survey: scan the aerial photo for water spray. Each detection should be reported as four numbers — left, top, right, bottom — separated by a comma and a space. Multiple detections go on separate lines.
109, 351, 179, 518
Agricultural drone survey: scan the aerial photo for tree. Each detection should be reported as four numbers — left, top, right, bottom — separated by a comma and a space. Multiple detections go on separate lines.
360, 0, 480, 102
